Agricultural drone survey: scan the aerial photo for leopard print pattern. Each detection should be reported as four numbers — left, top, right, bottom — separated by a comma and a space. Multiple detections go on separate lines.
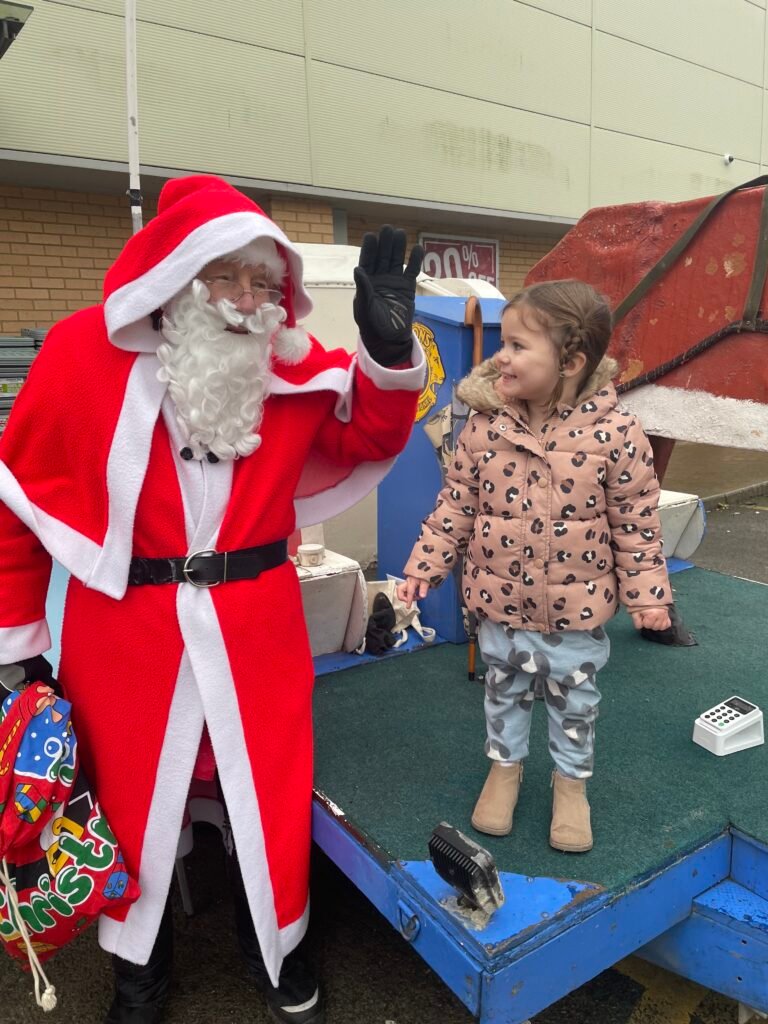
403, 382, 669, 633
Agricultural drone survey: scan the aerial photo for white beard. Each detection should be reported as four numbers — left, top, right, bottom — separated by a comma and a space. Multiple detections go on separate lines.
156, 279, 287, 461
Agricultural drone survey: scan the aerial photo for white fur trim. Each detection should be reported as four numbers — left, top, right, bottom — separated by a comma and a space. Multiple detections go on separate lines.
620, 383, 768, 452
177, 585, 289, 987
99, 652, 205, 963
100, 317, 160, 354
0, 462, 103, 585
332, 360, 356, 423
0, 355, 166, 601
269, 360, 356, 422
273, 327, 311, 366
356, 334, 427, 391
278, 900, 310, 959
189, 457, 232, 553
225, 239, 286, 282
105, 212, 313, 349
0, 619, 52, 663
332, 362, 356, 423
269, 364, 352, 399
161, 395, 235, 549
88, 355, 168, 597
294, 457, 396, 528
162, 396, 205, 543
269, 355, 415, 526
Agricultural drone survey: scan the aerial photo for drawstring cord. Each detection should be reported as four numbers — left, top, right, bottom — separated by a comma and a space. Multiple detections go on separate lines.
0, 857, 57, 1012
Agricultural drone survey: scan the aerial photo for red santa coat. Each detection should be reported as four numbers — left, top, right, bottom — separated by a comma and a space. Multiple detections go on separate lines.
0, 176, 424, 985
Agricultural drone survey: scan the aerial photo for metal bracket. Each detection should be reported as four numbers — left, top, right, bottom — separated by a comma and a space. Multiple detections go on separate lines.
397, 899, 421, 942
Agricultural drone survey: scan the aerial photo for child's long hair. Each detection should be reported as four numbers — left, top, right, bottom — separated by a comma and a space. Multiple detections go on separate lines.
503, 280, 613, 408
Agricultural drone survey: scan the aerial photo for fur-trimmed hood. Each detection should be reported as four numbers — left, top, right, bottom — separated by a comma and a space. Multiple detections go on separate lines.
456, 355, 619, 414
102, 175, 312, 362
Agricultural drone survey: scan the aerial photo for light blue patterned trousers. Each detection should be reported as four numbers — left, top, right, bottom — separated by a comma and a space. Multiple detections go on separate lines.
478, 620, 611, 780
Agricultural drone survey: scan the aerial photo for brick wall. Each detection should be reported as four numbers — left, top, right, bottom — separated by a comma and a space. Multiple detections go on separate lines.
269, 196, 334, 244
0, 186, 150, 335
0, 186, 335, 335
1, 183, 560, 335
347, 215, 563, 298
498, 233, 563, 296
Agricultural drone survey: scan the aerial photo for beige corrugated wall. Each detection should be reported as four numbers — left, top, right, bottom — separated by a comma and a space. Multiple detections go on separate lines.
2, 0, 765, 215
3, 1, 765, 332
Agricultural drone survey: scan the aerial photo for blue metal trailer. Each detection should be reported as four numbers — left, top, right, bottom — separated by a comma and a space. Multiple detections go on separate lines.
311, 566, 768, 1023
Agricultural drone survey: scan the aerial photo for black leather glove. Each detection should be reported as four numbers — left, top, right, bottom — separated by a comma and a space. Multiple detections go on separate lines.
19, 655, 55, 686
353, 226, 424, 367
364, 593, 398, 656
0, 655, 56, 694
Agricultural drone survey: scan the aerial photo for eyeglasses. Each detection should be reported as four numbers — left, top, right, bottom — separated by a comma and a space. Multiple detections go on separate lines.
201, 275, 283, 305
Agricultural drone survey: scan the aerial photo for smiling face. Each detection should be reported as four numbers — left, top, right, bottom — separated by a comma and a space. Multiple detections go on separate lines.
494, 304, 561, 407
198, 259, 283, 334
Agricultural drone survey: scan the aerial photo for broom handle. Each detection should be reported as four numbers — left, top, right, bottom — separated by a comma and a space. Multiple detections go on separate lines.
468, 638, 477, 681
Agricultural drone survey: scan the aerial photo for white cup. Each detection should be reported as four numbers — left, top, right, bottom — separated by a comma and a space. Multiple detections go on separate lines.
297, 543, 325, 567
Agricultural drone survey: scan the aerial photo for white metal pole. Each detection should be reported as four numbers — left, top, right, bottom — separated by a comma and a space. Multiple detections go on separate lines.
124, 0, 143, 234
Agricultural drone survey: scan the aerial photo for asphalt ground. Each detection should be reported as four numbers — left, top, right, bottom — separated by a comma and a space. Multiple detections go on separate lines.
690, 493, 768, 584
1, 495, 766, 1024
662, 443, 768, 509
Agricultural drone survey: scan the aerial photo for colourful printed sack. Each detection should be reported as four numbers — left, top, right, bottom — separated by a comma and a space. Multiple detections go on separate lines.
0, 682, 140, 1011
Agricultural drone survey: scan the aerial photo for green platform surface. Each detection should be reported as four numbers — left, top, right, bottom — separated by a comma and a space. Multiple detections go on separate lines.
313, 568, 768, 892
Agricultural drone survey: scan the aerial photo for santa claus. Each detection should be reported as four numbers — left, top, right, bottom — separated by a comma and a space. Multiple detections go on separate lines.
0, 175, 425, 1023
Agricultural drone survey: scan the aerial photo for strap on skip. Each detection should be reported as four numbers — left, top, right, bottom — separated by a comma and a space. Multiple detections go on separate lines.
614, 174, 768, 327
743, 182, 768, 325
613, 175, 768, 393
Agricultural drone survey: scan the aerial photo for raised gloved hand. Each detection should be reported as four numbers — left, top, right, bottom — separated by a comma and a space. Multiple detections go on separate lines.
353, 226, 424, 367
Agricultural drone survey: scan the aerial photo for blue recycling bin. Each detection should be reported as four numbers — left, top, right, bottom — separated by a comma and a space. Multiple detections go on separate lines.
377, 296, 505, 642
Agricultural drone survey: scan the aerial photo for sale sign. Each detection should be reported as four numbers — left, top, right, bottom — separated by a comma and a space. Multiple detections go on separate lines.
420, 235, 498, 285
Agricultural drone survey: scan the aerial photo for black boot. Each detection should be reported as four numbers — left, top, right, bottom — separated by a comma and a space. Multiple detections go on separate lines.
228, 848, 324, 1024
104, 900, 173, 1024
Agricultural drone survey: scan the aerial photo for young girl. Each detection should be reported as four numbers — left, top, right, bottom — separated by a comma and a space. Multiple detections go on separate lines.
398, 280, 671, 853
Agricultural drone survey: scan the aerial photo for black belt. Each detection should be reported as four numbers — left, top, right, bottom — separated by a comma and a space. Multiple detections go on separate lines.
127, 540, 288, 588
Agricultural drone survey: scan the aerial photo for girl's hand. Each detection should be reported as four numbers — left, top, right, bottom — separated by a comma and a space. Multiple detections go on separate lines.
630, 607, 671, 631
397, 576, 430, 608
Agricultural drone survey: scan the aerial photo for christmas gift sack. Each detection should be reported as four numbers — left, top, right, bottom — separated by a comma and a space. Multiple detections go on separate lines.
0, 682, 140, 1011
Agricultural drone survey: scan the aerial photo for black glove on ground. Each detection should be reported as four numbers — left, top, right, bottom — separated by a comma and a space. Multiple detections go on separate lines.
353, 226, 423, 367
364, 593, 398, 656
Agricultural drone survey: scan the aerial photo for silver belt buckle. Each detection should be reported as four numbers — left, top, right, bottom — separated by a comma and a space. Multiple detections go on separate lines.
183, 548, 222, 588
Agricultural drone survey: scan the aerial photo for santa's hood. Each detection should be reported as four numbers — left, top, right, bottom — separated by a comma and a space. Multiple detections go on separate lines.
102, 175, 313, 362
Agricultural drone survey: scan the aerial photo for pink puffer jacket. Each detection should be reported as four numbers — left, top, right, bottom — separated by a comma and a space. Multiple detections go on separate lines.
403, 358, 671, 633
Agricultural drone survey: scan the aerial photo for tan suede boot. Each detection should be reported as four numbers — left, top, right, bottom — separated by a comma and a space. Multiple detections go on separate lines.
549, 770, 593, 852
471, 761, 524, 836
